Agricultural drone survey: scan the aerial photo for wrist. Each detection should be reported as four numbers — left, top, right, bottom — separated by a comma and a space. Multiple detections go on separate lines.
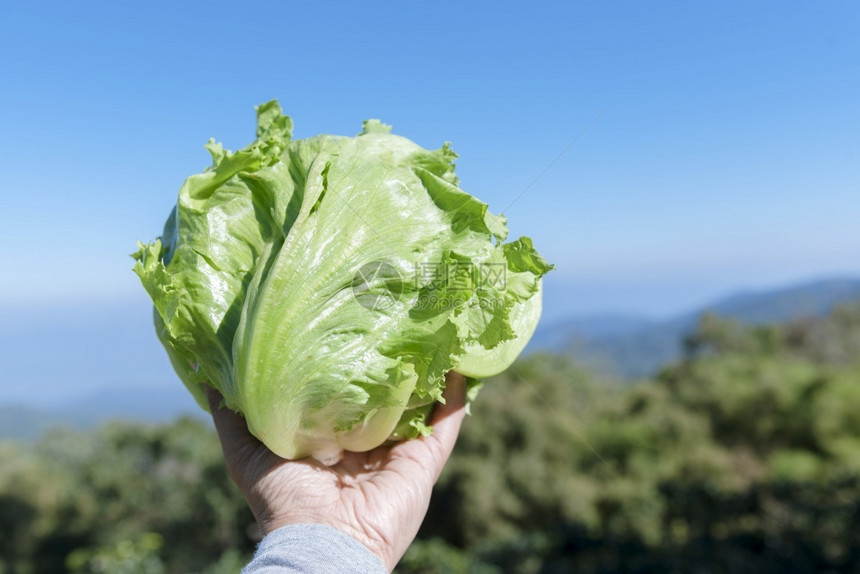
253, 523, 390, 573
258, 515, 394, 571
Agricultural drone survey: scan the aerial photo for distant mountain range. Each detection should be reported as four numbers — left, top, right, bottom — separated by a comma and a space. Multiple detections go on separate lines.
0, 296, 202, 441
528, 277, 860, 378
0, 385, 203, 442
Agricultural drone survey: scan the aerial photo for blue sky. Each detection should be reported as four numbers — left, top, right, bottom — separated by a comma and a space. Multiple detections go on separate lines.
1, 0, 858, 318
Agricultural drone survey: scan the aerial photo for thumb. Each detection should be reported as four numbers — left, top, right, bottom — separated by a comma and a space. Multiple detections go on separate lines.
391, 371, 467, 482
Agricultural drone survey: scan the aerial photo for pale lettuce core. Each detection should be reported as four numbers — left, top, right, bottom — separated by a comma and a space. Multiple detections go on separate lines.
133, 101, 552, 463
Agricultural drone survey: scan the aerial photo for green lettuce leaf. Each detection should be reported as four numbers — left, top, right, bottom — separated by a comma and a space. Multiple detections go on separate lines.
133, 101, 552, 463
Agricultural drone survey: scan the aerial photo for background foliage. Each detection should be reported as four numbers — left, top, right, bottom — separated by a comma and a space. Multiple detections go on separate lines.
3, 303, 860, 573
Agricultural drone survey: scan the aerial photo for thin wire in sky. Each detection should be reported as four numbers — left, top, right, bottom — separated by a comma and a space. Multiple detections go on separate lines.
499, 110, 605, 217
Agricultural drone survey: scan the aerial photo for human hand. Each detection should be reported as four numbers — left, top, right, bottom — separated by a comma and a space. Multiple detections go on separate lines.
205, 372, 467, 572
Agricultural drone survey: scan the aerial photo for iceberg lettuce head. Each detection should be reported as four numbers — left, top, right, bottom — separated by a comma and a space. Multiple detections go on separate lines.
133, 101, 552, 464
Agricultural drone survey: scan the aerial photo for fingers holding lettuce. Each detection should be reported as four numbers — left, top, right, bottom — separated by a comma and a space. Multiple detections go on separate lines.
205, 371, 467, 571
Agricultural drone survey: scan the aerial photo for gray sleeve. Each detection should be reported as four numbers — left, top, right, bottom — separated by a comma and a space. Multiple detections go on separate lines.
241, 523, 388, 574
